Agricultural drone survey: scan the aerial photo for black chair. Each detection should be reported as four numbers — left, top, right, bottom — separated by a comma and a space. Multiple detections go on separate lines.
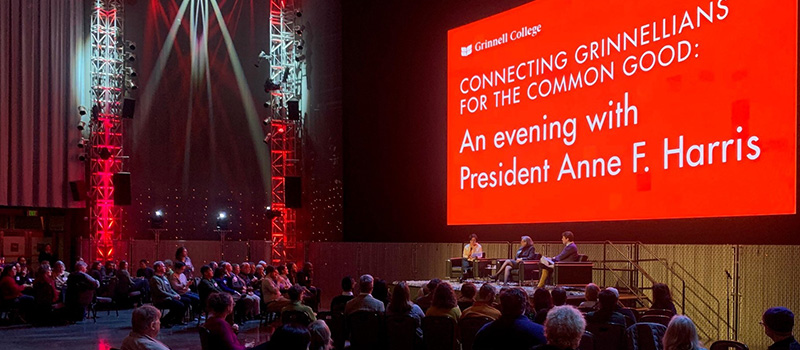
346, 311, 384, 350
386, 314, 421, 350
510, 254, 542, 285
640, 315, 671, 327
710, 340, 750, 350
448, 258, 465, 280
553, 255, 593, 286
459, 316, 492, 350
626, 322, 667, 350
643, 309, 674, 318
577, 331, 594, 350
585, 323, 626, 350
422, 316, 459, 350
281, 309, 312, 327
198, 327, 211, 350
318, 311, 346, 350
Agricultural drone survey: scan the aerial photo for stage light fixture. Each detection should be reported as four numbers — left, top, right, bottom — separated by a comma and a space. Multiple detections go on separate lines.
150, 209, 165, 229
295, 55, 306, 62
78, 153, 88, 161
124, 40, 137, 51
263, 118, 270, 126
263, 133, 273, 144
77, 121, 86, 131
297, 39, 305, 51
77, 139, 87, 148
263, 101, 271, 108
124, 52, 136, 62
264, 79, 281, 92
78, 106, 87, 116
295, 25, 305, 35
296, 11, 302, 17
216, 211, 230, 230
125, 67, 137, 78
267, 208, 283, 220
254, 51, 269, 68
125, 79, 138, 90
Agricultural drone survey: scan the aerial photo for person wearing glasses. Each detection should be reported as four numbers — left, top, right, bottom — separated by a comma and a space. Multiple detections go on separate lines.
462, 234, 484, 281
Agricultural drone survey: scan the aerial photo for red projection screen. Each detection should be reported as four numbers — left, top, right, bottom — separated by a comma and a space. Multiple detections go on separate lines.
447, 0, 797, 225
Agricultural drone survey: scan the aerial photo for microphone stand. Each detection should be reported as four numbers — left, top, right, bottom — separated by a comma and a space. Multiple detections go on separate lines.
725, 269, 732, 340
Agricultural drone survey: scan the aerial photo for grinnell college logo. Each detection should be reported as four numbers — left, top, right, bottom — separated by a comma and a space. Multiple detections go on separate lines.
460, 44, 473, 57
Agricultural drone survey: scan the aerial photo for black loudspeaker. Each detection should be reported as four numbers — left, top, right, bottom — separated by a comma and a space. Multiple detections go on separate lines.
122, 98, 136, 119
113, 172, 132, 205
287, 100, 300, 121
285, 176, 301, 208
69, 180, 87, 201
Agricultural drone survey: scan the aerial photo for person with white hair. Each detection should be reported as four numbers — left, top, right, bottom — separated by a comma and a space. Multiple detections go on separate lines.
121, 305, 171, 350
344, 274, 385, 315
535, 305, 586, 350
663, 315, 705, 350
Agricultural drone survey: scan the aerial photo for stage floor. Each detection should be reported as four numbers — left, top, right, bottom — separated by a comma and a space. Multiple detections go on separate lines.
0, 309, 271, 350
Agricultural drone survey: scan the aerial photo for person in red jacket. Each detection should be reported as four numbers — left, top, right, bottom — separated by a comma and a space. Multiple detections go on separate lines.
0, 264, 34, 317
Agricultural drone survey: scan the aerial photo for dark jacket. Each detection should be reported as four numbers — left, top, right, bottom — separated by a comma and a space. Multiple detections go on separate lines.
473, 315, 546, 350
516, 245, 537, 260
554, 242, 579, 262
198, 278, 225, 307
585, 310, 627, 326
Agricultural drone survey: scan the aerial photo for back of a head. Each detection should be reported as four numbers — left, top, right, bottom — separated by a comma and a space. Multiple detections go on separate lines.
477, 283, 496, 303
598, 289, 618, 311
389, 281, 412, 314
584, 283, 600, 301
499, 287, 528, 317
308, 320, 332, 350
544, 305, 586, 349
207, 292, 234, 314
270, 323, 311, 350
131, 305, 160, 334
461, 282, 477, 300
653, 283, 672, 306
432, 282, 457, 310
663, 315, 702, 350
372, 278, 389, 302
288, 284, 304, 302
552, 287, 567, 306
359, 274, 374, 294
341, 276, 354, 292
533, 288, 553, 311
213, 267, 226, 279
265, 265, 276, 275
762, 306, 795, 337
426, 278, 442, 294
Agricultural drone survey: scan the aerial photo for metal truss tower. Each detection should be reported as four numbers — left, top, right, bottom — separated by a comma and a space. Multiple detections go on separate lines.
267, 0, 303, 264
89, 0, 125, 261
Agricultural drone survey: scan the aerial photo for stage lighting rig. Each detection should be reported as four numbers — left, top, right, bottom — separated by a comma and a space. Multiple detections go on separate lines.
254, 51, 270, 68
266, 207, 283, 220
124, 40, 136, 51
216, 211, 230, 230
77, 121, 86, 131
295, 25, 305, 35
295, 55, 306, 62
125, 78, 138, 90
78, 138, 87, 148
150, 209, 165, 229
264, 78, 281, 92
124, 67, 137, 78
296, 39, 305, 51
78, 106, 87, 116
124, 52, 136, 62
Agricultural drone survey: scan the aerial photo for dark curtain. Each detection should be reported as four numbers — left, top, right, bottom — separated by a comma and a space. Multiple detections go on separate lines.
0, 0, 87, 208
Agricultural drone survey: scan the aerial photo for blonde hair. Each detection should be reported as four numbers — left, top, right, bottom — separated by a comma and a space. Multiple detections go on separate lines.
663, 315, 703, 350
544, 305, 586, 349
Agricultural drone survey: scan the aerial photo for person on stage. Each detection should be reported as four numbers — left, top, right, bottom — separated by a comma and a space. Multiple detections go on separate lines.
537, 231, 579, 288
493, 236, 536, 285
462, 234, 483, 281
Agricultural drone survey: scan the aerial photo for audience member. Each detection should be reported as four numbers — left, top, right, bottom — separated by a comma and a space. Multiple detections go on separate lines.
282, 284, 317, 322
414, 278, 441, 312
285, 262, 297, 284
552, 287, 567, 306
538, 231, 580, 288
225, 262, 261, 319
53, 260, 69, 298
458, 282, 477, 311
163, 260, 174, 276
38, 244, 57, 265
16, 265, 34, 285
268, 323, 311, 350
198, 265, 225, 310
534, 305, 586, 350
169, 261, 200, 312
209, 261, 219, 271
426, 282, 462, 321
90, 261, 103, 281
386, 281, 425, 341
585, 289, 627, 326
1, 264, 34, 315
330, 276, 355, 314
254, 264, 266, 282
239, 262, 256, 288
118, 260, 150, 299
149, 261, 188, 327
204, 292, 245, 350
761, 307, 799, 350
372, 278, 389, 307
604, 287, 637, 324
121, 305, 171, 350
102, 260, 117, 280
473, 287, 546, 349
261, 265, 290, 313
32, 265, 58, 308
462, 283, 501, 320
344, 274, 384, 315
296, 262, 321, 312
137, 260, 155, 280
533, 288, 554, 325
651, 283, 678, 315
174, 247, 194, 279
663, 315, 705, 350
65, 261, 100, 321
308, 319, 334, 350
578, 283, 599, 310
276, 265, 292, 292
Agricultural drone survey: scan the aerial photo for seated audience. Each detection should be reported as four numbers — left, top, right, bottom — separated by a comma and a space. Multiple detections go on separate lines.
164, 260, 174, 276
276, 265, 292, 292
552, 287, 567, 306
296, 262, 321, 312
534, 305, 586, 350
121, 305, 171, 350
344, 274, 384, 315
169, 261, 200, 311
65, 261, 100, 321
329, 276, 355, 314
204, 292, 245, 350
90, 261, 103, 281
282, 284, 317, 322
458, 282, 477, 311
53, 261, 69, 289
118, 260, 149, 299
136, 260, 155, 280
651, 283, 678, 315
532, 288, 553, 325
462, 283, 501, 320
268, 323, 311, 350
239, 262, 257, 288
372, 278, 389, 307
584, 289, 627, 326
663, 315, 705, 350
102, 260, 117, 280
386, 281, 425, 341
605, 287, 638, 323
174, 246, 194, 279
425, 282, 462, 321
1, 264, 34, 315
198, 265, 225, 310
578, 283, 599, 310
309, 319, 334, 350
261, 265, 290, 312
414, 278, 441, 312
149, 261, 189, 327
16, 265, 34, 285
225, 262, 260, 319
33, 265, 58, 308
473, 287, 546, 349
285, 262, 297, 284
253, 265, 266, 283
761, 307, 799, 350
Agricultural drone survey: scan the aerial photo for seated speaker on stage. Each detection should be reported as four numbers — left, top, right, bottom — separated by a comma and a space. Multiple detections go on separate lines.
537, 231, 579, 288
493, 236, 536, 284
462, 234, 484, 281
